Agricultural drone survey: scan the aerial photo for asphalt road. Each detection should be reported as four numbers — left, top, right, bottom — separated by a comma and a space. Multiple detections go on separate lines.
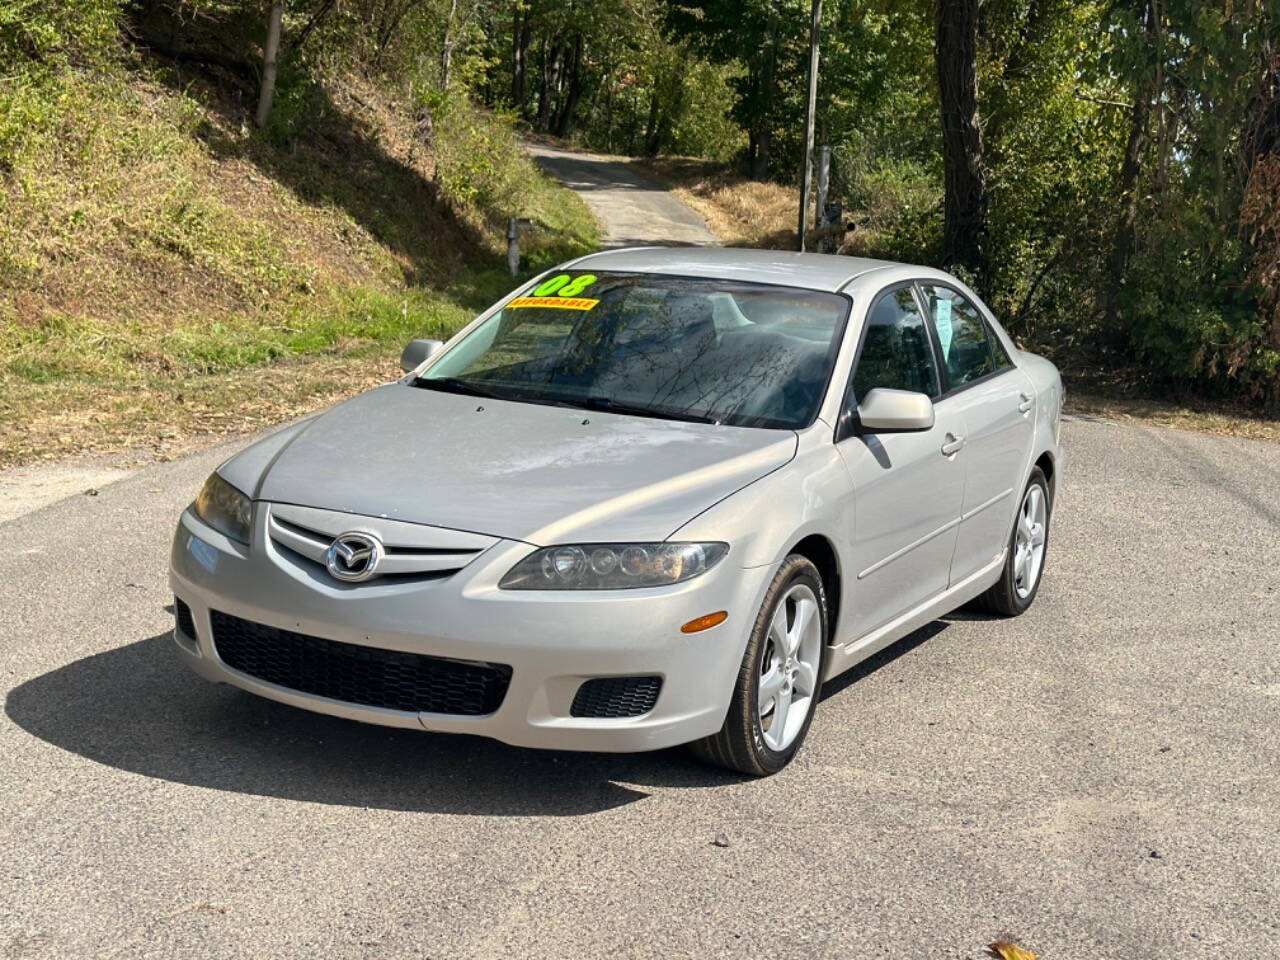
525, 142, 718, 248
2, 413, 1278, 959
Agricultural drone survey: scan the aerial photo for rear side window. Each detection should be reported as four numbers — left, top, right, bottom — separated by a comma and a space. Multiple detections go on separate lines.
851, 286, 940, 401
920, 285, 993, 388
989, 327, 1013, 369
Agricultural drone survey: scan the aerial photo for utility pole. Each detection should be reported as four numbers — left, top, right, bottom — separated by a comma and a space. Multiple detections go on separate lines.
797, 0, 822, 252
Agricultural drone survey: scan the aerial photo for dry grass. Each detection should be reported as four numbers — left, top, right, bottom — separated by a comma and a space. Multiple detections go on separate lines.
1, 349, 405, 468
633, 157, 797, 249
1064, 390, 1280, 443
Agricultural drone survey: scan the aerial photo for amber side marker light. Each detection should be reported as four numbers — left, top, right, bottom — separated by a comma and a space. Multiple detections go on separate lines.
681, 611, 728, 634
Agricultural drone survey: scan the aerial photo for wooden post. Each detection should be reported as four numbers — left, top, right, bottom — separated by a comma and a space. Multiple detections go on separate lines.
255, 1, 284, 129
507, 217, 520, 278
815, 144, 831, 249
797, 0, 822, 251
507, 217, 532, 277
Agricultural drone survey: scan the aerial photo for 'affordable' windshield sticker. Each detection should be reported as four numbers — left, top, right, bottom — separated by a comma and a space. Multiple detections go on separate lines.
508, 296, 600, 311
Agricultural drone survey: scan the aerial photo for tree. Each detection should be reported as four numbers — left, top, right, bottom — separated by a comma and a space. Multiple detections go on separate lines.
511, 0, 531, 105
255, 0, 284, 128
934, 0, 988, 284
668, 0, 808, 179
1103, 0, 1158, 345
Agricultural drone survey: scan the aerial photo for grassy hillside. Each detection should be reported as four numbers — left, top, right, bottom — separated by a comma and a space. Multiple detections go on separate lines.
0, 43, 597, 466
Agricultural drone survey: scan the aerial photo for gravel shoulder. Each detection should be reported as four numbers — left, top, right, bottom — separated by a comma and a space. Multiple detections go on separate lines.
0, 462, 136, 525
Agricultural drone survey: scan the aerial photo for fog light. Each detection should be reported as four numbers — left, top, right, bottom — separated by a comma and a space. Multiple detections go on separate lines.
680, 611, 728, 634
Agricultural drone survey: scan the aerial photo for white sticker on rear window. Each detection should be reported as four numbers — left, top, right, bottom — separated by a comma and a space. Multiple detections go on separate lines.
934, 297, 953, 360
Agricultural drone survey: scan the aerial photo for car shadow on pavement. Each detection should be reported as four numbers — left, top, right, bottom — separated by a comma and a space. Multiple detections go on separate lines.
4, 632, 746, 816
7, 620, 953, 815
818, 621, 948, 703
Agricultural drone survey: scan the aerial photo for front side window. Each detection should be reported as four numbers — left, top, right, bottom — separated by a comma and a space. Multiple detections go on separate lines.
850, 286, 940, 402
417, 272, 850, 429
920, 285, 994, 388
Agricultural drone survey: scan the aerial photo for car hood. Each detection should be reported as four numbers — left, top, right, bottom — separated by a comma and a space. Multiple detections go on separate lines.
230, 383, 796, 544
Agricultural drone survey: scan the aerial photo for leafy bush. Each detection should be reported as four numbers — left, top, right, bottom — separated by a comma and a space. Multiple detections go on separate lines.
669, 62, 747, 162
0, 0, 123, 73
833, 144, 941, 265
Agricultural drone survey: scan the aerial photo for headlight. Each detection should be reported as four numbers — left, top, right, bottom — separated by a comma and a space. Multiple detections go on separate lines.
499, 542, 728, 590
194, 472, 252, 543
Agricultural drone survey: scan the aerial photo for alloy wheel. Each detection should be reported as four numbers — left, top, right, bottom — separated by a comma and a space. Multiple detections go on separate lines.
1013, 483, 1048, 599
757, 583, 823, 752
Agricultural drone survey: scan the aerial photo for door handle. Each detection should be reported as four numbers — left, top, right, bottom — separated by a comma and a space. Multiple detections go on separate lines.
1018, 393, 1034, 414
941, 433, 966, 456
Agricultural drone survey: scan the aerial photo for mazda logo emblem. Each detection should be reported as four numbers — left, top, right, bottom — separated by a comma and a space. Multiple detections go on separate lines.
326, 532, 383, 582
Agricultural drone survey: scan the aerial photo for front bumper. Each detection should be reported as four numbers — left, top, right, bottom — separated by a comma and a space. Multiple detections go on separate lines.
168, 506, 771, 752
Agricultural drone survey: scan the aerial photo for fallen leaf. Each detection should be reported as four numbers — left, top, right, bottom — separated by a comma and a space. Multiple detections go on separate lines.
988, 941, 1037, 960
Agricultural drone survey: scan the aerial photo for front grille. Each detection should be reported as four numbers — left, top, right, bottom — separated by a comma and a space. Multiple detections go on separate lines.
174, 597, 197, 640
210, 611, 512, 716
571, 676, 662, 719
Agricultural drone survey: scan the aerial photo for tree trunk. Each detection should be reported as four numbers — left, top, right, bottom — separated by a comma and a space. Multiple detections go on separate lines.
440, 0, 459, 90
643, 86, 661, 156
255, 0, 284, 129
287, 0, 336, 56
512, 2, 530, 107
603, 76, 615, 151
653, 79, 684, 157
751, 1, 782, 180
628, 86, 641, 154
1243, 51, 1280, 409
1104, 0, 1158, 345
934, 0, 988, 283
537, 41, 564, 132
554, 35, 584, 138
372, 0, 413, 72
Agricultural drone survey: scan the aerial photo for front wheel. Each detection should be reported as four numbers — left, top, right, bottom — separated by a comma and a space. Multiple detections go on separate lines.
975, 466, 1051, 616
690, 554, 828, 776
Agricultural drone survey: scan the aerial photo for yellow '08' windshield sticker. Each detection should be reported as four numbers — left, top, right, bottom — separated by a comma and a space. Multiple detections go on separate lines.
508, 296, 599, 311
507, 272, 600, 310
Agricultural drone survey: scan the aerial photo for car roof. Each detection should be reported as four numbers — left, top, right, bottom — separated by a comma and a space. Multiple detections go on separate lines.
567, 246, 911, 293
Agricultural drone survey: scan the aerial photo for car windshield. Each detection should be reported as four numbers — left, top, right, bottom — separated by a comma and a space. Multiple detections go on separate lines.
415, 272, 850, 429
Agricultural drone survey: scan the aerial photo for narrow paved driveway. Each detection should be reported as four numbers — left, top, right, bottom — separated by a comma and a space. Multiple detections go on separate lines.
526, 142, 717, 248
3, 415, 1278, 958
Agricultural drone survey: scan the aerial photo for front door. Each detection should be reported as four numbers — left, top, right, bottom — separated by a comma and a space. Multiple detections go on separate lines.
918, 284, 1035, 583
836, 284, 967, 640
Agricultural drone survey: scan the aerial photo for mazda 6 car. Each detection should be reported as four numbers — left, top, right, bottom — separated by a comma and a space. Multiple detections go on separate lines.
170, 247, 1063, 775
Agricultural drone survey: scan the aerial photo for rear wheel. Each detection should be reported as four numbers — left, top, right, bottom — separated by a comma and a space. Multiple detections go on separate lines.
974, 466, 1051, 616
691, 555, 827, 776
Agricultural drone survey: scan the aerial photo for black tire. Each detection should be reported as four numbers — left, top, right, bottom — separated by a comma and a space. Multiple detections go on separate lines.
690, 554, 829, 776
973, 466, 1051, 616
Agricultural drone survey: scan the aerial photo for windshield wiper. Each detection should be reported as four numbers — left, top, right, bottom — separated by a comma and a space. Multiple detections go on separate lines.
566, 394, 715, 424
414, 379, 713, 424
412, 376, 506, 400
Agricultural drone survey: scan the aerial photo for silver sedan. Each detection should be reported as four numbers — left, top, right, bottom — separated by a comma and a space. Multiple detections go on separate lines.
169, 248, 1064, 775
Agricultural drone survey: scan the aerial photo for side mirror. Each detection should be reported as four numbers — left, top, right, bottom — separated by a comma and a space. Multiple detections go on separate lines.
400, 338, 444, 373
856, 388, 935, 433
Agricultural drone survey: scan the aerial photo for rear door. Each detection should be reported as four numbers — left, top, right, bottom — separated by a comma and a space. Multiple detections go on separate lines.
835, 284, 967, 638
917, 283, 1034, 584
